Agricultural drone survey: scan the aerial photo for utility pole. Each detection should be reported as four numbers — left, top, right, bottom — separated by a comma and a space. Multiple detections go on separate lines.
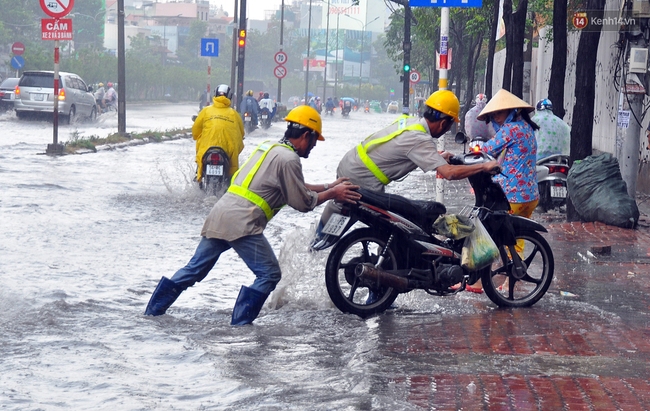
620, 42, 646, 197
230, 0, 238, 105
402, 5, 411, 115
236, 0, 247, 109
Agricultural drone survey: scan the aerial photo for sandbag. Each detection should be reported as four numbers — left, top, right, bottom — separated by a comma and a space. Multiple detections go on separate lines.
566, 153, 639, 228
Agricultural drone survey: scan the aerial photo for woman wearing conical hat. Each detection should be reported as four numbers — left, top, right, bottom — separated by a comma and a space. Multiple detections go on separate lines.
472, 89, 540, 292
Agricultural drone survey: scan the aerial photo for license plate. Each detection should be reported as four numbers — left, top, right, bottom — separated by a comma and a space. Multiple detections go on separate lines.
32, 93, 45, 101
262, 115, 268, 119
551, 185, 567, 198
245, 117, 251, 122
206, 164, 223, 176
321, 213, 350, 236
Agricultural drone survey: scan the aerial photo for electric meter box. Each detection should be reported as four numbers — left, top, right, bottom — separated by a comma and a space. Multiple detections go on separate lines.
629, 48, 649, 73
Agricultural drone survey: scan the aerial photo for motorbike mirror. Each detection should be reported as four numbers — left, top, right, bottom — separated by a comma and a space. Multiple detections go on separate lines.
191, 115, 197, 122
455, 132, 468, 154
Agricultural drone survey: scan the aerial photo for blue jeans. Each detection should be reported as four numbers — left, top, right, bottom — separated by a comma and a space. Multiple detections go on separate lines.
170, 235, 282, 295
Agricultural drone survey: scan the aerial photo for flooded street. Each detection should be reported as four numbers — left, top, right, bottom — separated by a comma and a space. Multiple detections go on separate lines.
2, 104, 649, 410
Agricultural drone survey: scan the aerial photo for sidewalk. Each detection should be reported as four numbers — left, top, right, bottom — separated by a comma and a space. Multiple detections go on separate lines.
395, 196, 650, 410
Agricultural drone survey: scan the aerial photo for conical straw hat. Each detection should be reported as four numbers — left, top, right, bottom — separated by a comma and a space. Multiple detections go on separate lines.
477, 89, 534, 121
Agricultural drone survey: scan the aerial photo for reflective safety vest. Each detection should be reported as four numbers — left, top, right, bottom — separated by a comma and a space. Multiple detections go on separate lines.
227, 141, 294, 221
356, 115, 427, 185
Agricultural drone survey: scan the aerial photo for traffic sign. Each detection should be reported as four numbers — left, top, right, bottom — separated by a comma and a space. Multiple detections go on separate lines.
200, 38, 219, 57
274, 51, 288, 65
273, 65, 287, 79
41, 18, 73, 40
409, 70, 421, 83
11, 55, 25, 70
12, 42, 25, 56
40, 0, 75, 18
409, 0, 482, 7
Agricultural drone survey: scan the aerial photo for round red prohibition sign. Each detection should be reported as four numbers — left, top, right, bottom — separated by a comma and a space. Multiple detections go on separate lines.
12, 42, 25, 56
409, 71, 421, 84
274, 65, 287, 79
274, 51, 288, 65
40, 0, 75, 19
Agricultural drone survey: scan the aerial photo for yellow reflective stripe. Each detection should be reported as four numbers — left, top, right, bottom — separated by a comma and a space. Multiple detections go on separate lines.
356, 119, 427, 185
228, 184, 275, 221
227, 141, 294, 221
357, 143, 390, 184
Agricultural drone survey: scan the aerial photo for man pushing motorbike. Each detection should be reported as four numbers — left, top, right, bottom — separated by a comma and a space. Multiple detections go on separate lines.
312, 90, 500, 250
193, 84, 245, 182
144, 105, 362, 325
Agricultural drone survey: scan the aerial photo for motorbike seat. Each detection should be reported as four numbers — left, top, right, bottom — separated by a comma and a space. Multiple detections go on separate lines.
357, 188, 446, 229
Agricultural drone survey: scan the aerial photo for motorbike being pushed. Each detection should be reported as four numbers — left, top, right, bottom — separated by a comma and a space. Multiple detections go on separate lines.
536, 154, 569, 212
316, 132, 554, 318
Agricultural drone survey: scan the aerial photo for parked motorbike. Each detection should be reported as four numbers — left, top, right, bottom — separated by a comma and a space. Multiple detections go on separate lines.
199, 147, 231, 196
536, 154, 570, 212
244, 111, 254, 134
318, 132, 554, 318
260, 108, 272, 130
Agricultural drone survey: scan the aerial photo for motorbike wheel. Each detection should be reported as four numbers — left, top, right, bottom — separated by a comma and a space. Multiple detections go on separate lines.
325, 228, 400, 318
202, 176, 227, 196
482, 229, 554, 308
537, 182, 550, 212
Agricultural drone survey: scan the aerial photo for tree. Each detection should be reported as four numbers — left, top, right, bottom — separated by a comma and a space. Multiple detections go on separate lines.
501, 0, 528, 96
567, 0, 605, 221
548, 0, 567, 118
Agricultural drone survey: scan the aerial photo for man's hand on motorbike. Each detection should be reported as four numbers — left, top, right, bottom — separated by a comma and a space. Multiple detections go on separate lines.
484, 160, 502, 175
331, 181, 361, 204
330, 177, 351, 188
439, 151, 454, 162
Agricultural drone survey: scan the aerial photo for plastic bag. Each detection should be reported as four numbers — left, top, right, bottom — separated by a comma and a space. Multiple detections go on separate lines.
567, 153, 639, 228
433, 214, 474, 240
461, 217, 499, 271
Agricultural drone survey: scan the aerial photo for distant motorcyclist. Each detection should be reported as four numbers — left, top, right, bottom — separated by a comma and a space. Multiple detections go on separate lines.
308, 97, 319, 112
325, 97, 335, 113
194, 84, 245, 181
94, 82, 106, 110
258, 92, 276, 121
464, 93, 495, 141
240, 90, 260, 128
532, 98, 570, 160
103, 82, 118, 110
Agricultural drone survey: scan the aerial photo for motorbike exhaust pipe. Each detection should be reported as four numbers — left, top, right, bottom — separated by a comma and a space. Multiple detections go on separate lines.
355, 263, 409, 291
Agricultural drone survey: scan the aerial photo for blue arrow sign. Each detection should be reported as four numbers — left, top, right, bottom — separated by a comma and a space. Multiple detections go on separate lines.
11, 55, 25, 70
200, 38, 219, 57
409, 0, 482, 7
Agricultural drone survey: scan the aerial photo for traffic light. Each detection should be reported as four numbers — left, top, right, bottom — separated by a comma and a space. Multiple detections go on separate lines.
403, 63, 410, 72
238, 29, 246, 48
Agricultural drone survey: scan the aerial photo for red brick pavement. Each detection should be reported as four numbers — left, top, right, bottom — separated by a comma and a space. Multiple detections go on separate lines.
381, 220, 650, 410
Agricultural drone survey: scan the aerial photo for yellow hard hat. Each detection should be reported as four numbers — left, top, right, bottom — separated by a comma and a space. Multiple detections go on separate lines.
98, 82, 104, 87
246, 90, 253, 96
425, 90, 460, 123
284, 105, 324, 141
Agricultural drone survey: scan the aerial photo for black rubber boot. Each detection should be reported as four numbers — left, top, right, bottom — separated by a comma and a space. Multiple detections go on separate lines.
230, 285, 268, 325
144, 276, 183, 316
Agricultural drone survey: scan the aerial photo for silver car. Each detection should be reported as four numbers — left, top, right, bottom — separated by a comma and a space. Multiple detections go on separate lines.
14, 70, 97, 123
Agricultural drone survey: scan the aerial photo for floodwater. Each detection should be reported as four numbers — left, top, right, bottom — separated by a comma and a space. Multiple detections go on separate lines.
0, 105, 447, 410
0, 104, 635, 410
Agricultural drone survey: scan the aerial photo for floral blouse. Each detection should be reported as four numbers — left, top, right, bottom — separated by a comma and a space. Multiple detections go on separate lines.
481, 117, 539, 204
